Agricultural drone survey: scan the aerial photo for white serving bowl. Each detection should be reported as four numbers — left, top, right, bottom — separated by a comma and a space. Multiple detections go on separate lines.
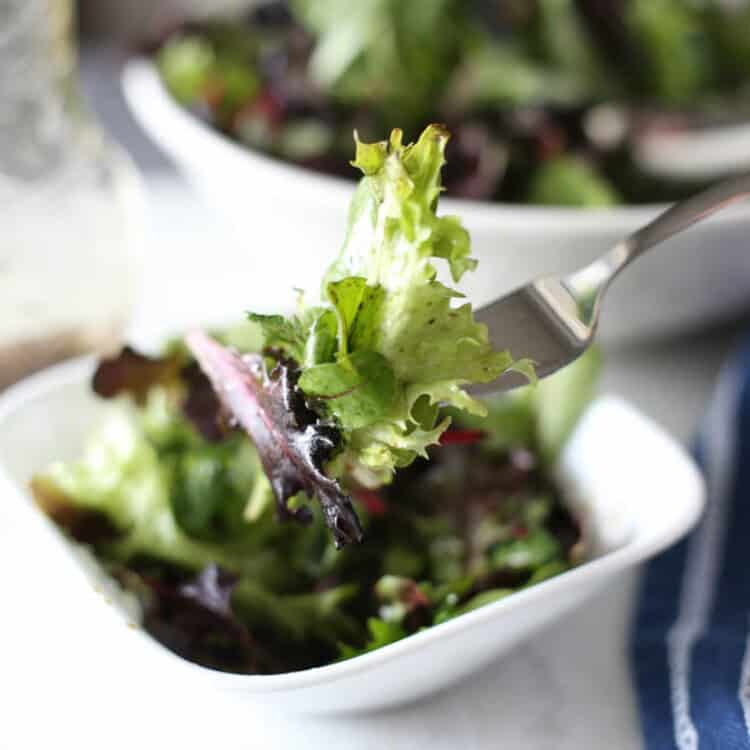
0, 358, 703, 714
123, 59, 750, 343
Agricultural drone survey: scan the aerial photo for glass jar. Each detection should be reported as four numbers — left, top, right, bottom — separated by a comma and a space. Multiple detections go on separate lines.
0, 0, 142, 387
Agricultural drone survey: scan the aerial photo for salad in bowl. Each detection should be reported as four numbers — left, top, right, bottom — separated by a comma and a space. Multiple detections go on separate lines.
30, 126, 600, 674
152, 0, 750, 206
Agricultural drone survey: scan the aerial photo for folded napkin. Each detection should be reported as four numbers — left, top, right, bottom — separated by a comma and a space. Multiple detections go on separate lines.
633, 343, 750, 749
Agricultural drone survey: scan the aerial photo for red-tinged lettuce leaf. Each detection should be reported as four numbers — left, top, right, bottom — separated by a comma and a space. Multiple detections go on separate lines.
177, 563, 239, 620
180, 361, 231, 442
92, 346, 182, 404
30, 475, 120, 544
135, 564, 263, 673
374, 574, 431, 629
185, 330, 363, 548
353, 487, 388, 516
438, 428, 486, 445
93, 346, 232, 442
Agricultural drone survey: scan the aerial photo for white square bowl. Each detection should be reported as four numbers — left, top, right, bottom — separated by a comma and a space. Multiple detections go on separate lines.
0, 358, 704, 714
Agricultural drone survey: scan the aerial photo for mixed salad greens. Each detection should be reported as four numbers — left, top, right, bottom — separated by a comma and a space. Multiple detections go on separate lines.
32, 125, 599, 674
153, 0, 750, 206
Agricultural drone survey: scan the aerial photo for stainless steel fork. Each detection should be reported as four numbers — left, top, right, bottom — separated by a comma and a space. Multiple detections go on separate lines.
475, 174, 750, 394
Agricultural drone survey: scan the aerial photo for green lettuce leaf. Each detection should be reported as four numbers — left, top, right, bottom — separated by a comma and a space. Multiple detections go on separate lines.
298, 351, 398, 431
534, 346, 602, 465
528, 156, 620, 207
626, 0, 713, 103
289, 0, 471, 129
31, 391, 307, 588
31, 399, 240, 573
451, 345, 601, 465
337, 617, 407, 660
247, 125, 531, 488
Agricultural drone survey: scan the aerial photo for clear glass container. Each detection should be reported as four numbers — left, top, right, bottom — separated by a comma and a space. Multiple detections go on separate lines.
0, 0, 142, 387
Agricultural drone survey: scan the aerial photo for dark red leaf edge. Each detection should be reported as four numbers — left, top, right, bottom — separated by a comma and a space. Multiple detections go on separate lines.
93, 346, 233, 442
92, 346, 181, 404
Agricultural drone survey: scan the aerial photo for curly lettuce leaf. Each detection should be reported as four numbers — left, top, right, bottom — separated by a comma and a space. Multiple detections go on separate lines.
246, 313, 310, 364
196, 126, 533, 538
450, 346, 601, 465
324, 127, 511, 385
313, 126, 531, 482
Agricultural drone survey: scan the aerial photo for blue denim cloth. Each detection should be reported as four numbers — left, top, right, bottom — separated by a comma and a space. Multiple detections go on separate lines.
634, 343, 750, 749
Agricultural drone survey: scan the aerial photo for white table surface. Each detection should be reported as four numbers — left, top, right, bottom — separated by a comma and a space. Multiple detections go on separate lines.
0, 173, 744, 750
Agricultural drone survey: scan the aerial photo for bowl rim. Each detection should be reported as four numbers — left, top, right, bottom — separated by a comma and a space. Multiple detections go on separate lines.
0, 356, 705, 693
121, 58, 750, 233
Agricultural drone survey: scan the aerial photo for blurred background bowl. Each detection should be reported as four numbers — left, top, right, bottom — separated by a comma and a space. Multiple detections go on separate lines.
123, 58, 750, 344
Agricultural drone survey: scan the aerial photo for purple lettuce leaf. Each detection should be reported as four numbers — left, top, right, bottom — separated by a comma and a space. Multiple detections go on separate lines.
185, 330, 363, 548
92, 346, 182, 404
135, 564, 262, 673
177, 563, 239, 620
180, 361, 231, 442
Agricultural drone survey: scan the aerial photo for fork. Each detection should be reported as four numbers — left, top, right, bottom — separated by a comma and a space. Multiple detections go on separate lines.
474, 174, 750, 394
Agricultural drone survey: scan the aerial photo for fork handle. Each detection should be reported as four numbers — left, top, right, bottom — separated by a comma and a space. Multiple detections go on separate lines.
626, 173, 750, 259
566, 173, 750, 304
